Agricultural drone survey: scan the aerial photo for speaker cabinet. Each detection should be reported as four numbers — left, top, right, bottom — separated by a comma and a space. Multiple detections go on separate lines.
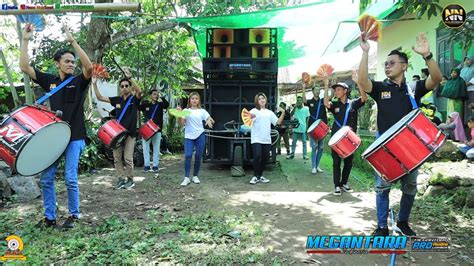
249, 29, 270, 44
213, 29, 234, 44
252, 46, 270, 58
213, 46, 231, 58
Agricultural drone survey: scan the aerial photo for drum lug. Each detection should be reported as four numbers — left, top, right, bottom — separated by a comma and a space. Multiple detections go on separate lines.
381, 145, 409, 175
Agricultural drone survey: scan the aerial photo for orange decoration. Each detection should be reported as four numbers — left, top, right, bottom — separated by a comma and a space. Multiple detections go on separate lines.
358, 14, 382, 42
316, 64, 334, 78
93, 63, 110, 79
241, 108, 253, 127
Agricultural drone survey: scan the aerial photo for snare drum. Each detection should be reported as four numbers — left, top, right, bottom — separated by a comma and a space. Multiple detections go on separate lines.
307, 119, 329, 141
98, 119, 127, 148
362, 109, 446, 182
0, 105, 71, 176
329, 126, 361, 158
139, 119, 160, 141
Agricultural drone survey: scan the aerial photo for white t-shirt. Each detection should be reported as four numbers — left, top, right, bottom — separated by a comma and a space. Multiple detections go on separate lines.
250, 108, 278, 144
184, 108, 210, 140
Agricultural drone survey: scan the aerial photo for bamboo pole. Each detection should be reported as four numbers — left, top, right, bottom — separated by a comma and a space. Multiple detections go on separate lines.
0, 48, 20, 108
0, 3, 140, 15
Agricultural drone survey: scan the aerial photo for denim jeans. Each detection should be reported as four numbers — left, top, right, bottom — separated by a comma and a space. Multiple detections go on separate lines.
310, 137, 324, 169
375, 170, 418, 228
142, 132, 162, 168
291, 132, 307, 157
40, 139, 86, 220
459, 144, 474, 159
184, 133, 206, 177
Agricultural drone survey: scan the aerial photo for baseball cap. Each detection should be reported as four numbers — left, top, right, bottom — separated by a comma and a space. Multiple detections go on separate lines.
331, 82, 349, 90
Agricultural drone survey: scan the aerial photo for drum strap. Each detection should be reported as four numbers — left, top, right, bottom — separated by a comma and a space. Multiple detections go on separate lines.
310, 99, 322, 121
150, 103, 160, 120
406, 83, 418, 109
334, 101, 352, 129
35, 76, 75, 105
117, 95, 135, 123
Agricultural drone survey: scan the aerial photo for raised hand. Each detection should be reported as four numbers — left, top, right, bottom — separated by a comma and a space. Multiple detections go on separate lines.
22, 24, 34, 41
123, 68, 132, 79
412, 32, 430, 57
359, 32, 370, 52
351, 70, 358, 83
63, 24, 75, 43
92, 76, 97, 84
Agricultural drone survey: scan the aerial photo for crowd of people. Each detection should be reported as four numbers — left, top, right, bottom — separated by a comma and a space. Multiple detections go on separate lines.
14, 22, 472, 241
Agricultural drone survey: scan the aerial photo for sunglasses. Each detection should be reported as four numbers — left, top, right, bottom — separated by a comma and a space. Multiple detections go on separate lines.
383, 61, 406, 68
120, 84, 130, 88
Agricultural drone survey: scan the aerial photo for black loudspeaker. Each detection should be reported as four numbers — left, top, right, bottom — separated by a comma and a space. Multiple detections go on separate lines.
232, 46, 251, 57
207, 84, 240, 103
213, 46, 231, 58
249, 29, 270, 44
252, 46, 270, 58
208, 105, 241, 130
213, 29, 234, 44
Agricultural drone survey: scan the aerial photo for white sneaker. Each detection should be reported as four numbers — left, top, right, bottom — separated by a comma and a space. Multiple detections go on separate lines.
317, 167, 324, 173
180, 177, 191, 186
249, 176, 259, 184
312, 168, 317, 174
333, 187, 342, 195
259, 176, 270, 183
192, 176, 200, 184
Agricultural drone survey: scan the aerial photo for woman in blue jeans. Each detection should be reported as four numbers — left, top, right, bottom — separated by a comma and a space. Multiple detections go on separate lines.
177, 92, 215, 186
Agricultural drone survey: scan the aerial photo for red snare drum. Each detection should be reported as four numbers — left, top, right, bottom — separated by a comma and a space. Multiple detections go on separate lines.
329, 126, 361, 158
139, 119, 160, 141
98, 119, 127, 148
0, 105, 71, 176
307, 119, 329, 141
362, 109, 446, 182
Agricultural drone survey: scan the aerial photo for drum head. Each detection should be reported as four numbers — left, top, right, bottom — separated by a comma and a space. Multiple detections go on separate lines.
328, 126, 350, 146
307, 119, 321, 133
15, 122, 71, 176
362, 109, 419, 158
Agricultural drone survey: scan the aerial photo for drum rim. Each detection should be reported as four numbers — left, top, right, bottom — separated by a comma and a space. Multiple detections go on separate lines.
328, 126, 352, 146
361, 109, 420, 158
14, 121, 71, 176
107, 130, 129, 149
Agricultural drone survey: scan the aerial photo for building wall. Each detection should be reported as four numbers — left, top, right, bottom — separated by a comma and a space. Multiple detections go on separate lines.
376, 0, 473, 80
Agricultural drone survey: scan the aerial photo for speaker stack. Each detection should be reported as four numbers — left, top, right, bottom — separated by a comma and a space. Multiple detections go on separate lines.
202, 28, 278, 164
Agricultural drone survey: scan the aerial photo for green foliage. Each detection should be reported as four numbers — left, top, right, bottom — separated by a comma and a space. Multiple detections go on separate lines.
164, 114, 184, 153
179, 0, 288, 17
0, 210, 276, 264
428, 172, 460, 189
78, 118, 109, 173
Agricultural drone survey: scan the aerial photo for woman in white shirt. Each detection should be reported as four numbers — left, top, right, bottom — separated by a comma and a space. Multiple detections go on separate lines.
177, 92, 215, 186
249, 93, 286, 184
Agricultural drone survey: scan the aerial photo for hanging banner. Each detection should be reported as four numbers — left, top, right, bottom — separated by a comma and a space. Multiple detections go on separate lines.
0, 3, 140, 15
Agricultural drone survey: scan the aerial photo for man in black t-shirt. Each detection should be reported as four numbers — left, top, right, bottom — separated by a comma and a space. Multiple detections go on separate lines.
139, 88, 169, 173
303, 83, 328, 174
275, 102, 291, 155
93, 70, 142, 190
358, 32, 442, 237
20, 24, 93, 229
323, 74, 366, 196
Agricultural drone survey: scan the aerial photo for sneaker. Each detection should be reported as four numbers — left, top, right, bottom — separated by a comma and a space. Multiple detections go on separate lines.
152, 167, 159, 173
303, 156, 308, 160
259, 176, 270, 183
342, 184, 353, 193
277, 149, 281, 155
249, 176, 259, 185
114, 179, 126, 189
286, 149, 291, 155
394, 221, 417, 236
286, 153, 294, 159
317, 167, 324, 173
192, 176, 200, 184
36, 218, 56, 229
181, 177, 191, 186
333, 187, 342, 196
123, 178, 135, 190
372, 227, 389, 237
164, 150, 172, 155
62, 215, 79, 229
311, 168, 317, 174
143, 166, 151, 172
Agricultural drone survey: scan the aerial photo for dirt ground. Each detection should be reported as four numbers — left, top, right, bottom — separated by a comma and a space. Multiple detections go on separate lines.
5, 151, 472, 265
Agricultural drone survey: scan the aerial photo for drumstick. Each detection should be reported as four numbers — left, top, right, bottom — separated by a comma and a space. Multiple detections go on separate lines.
111, 56, 126, 76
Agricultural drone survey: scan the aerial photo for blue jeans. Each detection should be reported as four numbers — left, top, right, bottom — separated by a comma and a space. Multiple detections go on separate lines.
40, 139, 86, 220
142, 132, 162, 168
459, 144, 474, 159
375, 170, 418, 228
184, 133, 206, 178
291, 132, 307, 157
310, 137, 324, 168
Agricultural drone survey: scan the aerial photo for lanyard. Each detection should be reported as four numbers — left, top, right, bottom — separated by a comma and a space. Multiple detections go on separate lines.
35, 76, 75, 105
117, 95, 134, 122
406, 83, 418, 109
334, 101, 351, 129
311, 99, 322, 121
150, 102, 160, 119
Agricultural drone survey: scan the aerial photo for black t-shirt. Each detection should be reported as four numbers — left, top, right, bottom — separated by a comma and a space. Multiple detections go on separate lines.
275, 108, 291, 132
305, 98, 328, 125
369, 79, 429, 134
33, 69, 90, 141
328, 98, 365, 135
109, 95, 141, 137
139, 98, 170, 131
